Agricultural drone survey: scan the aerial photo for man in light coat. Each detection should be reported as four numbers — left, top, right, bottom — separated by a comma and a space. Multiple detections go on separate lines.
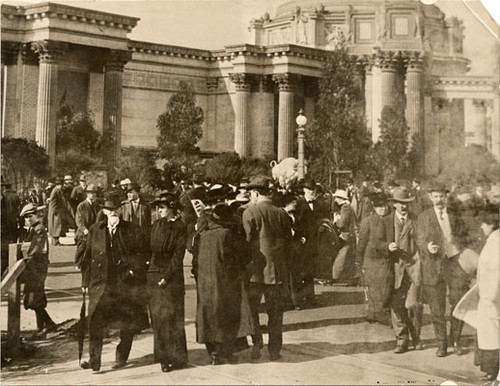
242, 175, 292, 361
48, 177, 71, 246
74, 184, 98, 268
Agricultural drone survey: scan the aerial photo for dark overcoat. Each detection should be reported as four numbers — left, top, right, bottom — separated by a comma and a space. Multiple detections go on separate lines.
82, 220, 149, 332
21, 221, 49, 310
356, 213, 394, 316
242, 199, 291, 285
48, 186, 70, 237
75, 200, 98, 239
147, 216, 188, 366
194, 221, 254, 343
121, 199, 152, 238
332, 202, 357, 280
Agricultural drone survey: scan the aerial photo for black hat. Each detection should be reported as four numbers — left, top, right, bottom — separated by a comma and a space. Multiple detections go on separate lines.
389, 187, 415, 203
151, 192, 180, 209
428, 182, 449, 194
102, 194, 123, 210
126, 183, 141, 193
370, 192, 388, 207
302, 179, 316, 191
205, 187, 228, 205
211, 203, 235, 225
246, 175, 272, 191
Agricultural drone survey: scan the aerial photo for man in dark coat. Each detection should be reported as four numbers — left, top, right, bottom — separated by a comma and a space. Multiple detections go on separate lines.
74, 184, 98, 268
384, 188, 422, 353
356, 194, 393, 325
121, 183, 152, 240
242, 175, 292, 361
416, 183, 470, 358
70, 175, 87, 213
48, 177, 71, 246
80, 195, 149, 373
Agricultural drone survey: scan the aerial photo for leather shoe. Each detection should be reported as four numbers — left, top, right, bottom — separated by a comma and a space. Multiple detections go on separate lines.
453, 343, 464, 356
413, 338, 424, 350
81, 361, 100, 372
436, 346, 447, 357
394, 342, 408, 354
251, 346, 261, 360
112, 361, 127, 369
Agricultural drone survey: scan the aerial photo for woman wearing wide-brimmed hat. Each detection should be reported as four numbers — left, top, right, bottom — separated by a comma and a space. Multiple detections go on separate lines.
193, 203, 254, 365
148, 192, 188, 372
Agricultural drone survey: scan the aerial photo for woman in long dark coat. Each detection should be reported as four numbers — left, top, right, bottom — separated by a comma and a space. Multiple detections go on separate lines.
148, 192, 188, 373
193, 203, 254, 364
19, 203, 57, 336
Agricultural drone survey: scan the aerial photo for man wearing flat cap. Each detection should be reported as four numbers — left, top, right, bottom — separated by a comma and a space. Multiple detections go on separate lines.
80, 194, 149, 373
416, 182, 470, 358
121, 183, 152, 241
384, 187, 422, 353
242, 175, 292, 361
74, 184, 99, 269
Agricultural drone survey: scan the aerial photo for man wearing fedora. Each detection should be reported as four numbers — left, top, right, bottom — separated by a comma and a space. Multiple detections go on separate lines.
416, 182, 470, 357
121, 183, 152, 241
242, 175, 292, 361
332, 189, 357, 285
385, 187, 422, 353
80, 195, 150, 373
74, 184, 99, 269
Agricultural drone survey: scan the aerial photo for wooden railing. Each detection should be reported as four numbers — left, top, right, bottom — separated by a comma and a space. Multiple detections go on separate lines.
1, 243, 25, 355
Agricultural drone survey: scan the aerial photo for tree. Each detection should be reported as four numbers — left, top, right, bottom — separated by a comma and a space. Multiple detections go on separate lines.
204, 153, 271, 184
156, 81, 204, 162
1, 138, 49, 188
307, 48, 371, 185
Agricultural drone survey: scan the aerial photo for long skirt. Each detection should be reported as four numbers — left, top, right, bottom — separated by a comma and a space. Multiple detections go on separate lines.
362, 264, 394, 320
147, 271, 188, 367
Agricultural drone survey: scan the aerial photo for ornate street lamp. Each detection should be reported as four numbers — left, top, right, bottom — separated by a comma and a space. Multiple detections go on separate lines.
296, 109, 307, 180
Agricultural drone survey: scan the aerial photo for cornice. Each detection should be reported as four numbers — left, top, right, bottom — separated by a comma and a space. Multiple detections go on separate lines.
129, 40, 212, 61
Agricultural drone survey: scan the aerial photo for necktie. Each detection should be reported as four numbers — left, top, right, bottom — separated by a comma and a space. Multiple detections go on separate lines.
438, 209, 444, 221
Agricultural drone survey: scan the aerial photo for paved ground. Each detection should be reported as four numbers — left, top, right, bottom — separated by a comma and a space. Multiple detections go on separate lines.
1, 246, 485, 385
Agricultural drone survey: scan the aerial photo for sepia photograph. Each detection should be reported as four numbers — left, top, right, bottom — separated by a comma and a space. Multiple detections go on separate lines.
1, 0, 499, 384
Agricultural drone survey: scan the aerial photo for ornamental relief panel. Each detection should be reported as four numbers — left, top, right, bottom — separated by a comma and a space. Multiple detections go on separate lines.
324, 24, 350, 50
123, 70, 213, 93
268, 27, 291, 45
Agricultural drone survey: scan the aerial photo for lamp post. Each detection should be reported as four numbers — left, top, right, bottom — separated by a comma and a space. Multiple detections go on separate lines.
296, 109, 307, 180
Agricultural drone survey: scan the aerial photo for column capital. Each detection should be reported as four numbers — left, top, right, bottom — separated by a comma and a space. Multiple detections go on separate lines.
31, 40, 68, 64
104, 50, 132, 72
1, 42, 20, 65
377, 50, 403, 72
272, 73, 297, 92
21, 43, 39, 65
206, 77, 219, 92
261, 75, 275, 93
472, 99, 487, 108
403, 51, 425, 72
229, 73, 257, 92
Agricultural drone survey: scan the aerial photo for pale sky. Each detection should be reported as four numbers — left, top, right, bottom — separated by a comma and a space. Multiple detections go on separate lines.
6, 0, 499, 50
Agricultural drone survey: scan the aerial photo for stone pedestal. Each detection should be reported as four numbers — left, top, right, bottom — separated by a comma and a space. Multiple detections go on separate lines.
103, 50, 131, 171
32, 40, 68, 172
230, 73, 254, 157
273, 73, 295, 161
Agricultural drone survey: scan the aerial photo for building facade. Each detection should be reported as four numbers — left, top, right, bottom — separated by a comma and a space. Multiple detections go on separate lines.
1, 1, 499, 176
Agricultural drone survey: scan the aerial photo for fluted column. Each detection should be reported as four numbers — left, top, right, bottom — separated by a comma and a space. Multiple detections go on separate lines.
205, 77, 219, 151
473, 99, 487, 147
405, 52, 424, 141
230, 73, 254, 157
1, 42, 20, 138
259, 75, 276, 158
103, 50, 131, 170
379, 51, 400, 109
32, 40, 68, 171
273, 73, 295, 161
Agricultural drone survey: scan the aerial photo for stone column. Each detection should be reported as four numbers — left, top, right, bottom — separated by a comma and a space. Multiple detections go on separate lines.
379, 51, 400, 109
31, 40, 68, 171
364, 60, 373, 134
259, 75, 275, 158
19, 44, 39, 141
473, 99, 487, 147
273, 73, 295, 161
405, 52, 424, 141
103, 50, 131, 170
229, 73, 254, 157
205, 77, 219, 151
1, 42, 20, 138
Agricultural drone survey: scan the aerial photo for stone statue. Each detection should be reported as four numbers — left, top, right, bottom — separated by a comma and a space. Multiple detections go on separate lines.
325, 25, 348, 50
294, 6, 308, 44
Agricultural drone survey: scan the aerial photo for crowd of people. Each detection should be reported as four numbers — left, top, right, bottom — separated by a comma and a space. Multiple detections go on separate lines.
1, 170, 499, 382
